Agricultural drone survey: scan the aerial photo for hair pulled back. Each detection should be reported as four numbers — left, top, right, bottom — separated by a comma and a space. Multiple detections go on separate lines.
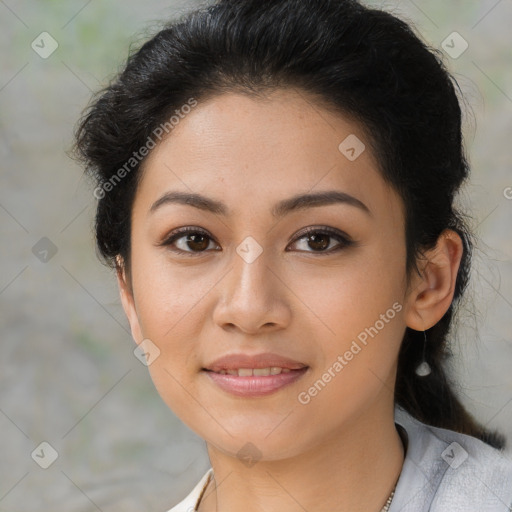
74, 0, 506, 448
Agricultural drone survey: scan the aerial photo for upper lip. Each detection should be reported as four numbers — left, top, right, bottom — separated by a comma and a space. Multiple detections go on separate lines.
203, 352, 308, 372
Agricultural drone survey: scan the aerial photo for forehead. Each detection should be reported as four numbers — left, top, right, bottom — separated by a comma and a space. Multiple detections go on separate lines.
134, 89, 402, 223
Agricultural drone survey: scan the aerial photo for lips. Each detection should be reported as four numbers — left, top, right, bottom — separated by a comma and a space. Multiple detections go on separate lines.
202, 352, 308, 373
210, 367, 293, 376
201, 352, 309, 397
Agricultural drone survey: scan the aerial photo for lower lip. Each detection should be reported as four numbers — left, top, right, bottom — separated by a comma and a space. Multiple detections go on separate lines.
203, 368, 309, 397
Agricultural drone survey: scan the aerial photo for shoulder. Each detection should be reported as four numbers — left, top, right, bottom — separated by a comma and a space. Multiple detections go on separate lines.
392, 405, 512, 511
166, 468, 213, 512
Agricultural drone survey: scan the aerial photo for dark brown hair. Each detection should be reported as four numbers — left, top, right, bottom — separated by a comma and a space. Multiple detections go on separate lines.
74, 0, 506, 448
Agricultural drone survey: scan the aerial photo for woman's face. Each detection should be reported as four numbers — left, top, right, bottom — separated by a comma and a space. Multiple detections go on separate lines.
120, 88, 414, 460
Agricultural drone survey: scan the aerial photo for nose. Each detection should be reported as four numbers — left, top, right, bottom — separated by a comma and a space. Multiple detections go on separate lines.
212, 244, 292, 334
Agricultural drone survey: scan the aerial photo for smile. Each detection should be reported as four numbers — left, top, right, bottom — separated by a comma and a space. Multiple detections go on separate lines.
202, 367, 309, 397
209, 367, 293, 376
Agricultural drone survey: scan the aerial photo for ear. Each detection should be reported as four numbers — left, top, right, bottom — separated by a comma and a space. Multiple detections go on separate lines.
116, 256, 144, 345
404, 229, 464, 330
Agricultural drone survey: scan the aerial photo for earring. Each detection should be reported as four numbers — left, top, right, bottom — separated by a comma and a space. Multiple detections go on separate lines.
415, 330, 431, 377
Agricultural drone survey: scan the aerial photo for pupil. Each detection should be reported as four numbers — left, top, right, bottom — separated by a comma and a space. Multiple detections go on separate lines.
188, 234, 208, 251
309, 233, 329, 251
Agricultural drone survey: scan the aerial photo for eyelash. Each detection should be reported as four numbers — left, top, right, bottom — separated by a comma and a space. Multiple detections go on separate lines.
159, 225, 355, 257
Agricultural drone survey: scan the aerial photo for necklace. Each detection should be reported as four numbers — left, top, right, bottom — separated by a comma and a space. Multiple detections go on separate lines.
381, 483, 397, 512
198, 474, 397, 511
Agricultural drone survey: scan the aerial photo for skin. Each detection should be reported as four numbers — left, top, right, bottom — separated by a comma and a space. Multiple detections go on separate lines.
117, 88, 463, 512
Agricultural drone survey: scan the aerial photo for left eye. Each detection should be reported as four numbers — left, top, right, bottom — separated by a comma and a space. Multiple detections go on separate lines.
288, 228, 353, 254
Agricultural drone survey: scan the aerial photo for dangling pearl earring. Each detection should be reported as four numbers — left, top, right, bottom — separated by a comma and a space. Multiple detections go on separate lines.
415, 330, 431, 377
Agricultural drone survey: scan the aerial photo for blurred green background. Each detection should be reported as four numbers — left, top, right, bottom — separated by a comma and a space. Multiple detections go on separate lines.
1, 1, 511, 510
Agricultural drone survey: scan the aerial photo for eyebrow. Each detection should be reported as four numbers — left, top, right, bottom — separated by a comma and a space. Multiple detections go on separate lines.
149, 190, 372, 218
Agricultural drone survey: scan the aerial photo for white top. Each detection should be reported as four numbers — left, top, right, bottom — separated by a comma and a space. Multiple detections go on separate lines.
167, 404, 512, 511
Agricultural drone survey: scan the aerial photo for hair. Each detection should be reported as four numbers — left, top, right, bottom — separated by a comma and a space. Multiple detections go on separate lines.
73, 0, 506, 449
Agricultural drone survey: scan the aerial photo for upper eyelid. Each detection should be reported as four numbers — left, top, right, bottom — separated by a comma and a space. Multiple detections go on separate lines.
293, 225, 352, 240
161, 226, 214, 243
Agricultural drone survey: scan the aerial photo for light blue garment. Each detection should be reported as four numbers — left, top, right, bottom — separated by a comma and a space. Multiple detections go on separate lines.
167, 404, 512, 511
390, 405, 512, 511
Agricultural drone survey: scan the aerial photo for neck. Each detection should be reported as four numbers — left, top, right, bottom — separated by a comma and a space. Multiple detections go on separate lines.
198, 400, 405, 512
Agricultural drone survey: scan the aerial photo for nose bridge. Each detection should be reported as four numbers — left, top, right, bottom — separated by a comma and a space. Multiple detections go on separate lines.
229, 235, 275, 305
213, 235, 289, 331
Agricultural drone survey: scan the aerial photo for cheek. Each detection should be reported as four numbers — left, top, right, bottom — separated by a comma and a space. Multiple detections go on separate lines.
298, 242, 406, 382
294, 247, 405, 341
129, 248, 209, 375
293, 262, 406, 424
131, 241, 204, 329
130, 258, 209, 421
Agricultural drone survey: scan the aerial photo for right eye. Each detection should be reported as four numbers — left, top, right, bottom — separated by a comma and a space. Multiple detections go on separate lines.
160, 226, 221, 256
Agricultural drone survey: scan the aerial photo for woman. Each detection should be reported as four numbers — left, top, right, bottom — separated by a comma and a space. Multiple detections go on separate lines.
73, 0, 512, 510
